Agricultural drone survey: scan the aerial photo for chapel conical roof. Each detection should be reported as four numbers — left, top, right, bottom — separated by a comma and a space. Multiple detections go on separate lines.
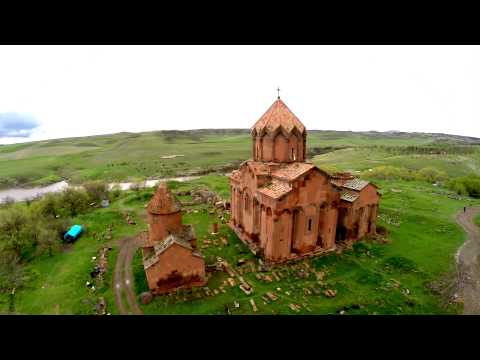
252, 98, 306, 136
147, 182, 182, 215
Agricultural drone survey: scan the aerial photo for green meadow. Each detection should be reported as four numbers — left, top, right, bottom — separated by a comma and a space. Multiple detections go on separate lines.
0, 129, 460, 189
1, 129, 480, 314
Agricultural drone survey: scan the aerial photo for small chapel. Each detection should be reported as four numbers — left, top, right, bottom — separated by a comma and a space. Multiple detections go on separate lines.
228, 95, 380, 264
142, 183, 206, 294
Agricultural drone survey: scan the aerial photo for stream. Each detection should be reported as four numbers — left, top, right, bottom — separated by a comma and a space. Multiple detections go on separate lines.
0, 176, 201, 204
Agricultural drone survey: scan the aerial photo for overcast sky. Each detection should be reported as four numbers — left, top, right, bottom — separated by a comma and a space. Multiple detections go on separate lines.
0, 45, 479, 144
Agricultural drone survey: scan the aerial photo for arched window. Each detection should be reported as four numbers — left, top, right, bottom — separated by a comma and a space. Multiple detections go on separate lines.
307, 218, 312, 232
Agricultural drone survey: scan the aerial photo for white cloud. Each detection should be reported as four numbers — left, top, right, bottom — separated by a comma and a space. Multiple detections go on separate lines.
0, 45, 479, 144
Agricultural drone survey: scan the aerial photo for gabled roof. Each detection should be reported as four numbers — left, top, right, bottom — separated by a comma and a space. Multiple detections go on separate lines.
147, 182, 182, 215
252, 99, 306, 136
257, 180, 292, 199
339, 189, 360, 203
271, 162, 315, 181
143, 225, 201, 270
330, 178, 370, 192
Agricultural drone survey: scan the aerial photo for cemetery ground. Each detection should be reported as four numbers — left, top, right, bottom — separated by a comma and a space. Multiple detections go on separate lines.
131, 177, 480, 315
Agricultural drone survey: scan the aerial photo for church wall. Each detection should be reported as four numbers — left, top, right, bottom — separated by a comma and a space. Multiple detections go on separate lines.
259, 205, 269, 249
269, 170, 340, 255
242, 189, 254, 235
287, 134, 299, 162
321, 205, 338, 249
146, 212, 182, 246
254, 137, 263, 161
336, 184, 380, 241
145, 244, 206, 294
265, 210, 292, 261
317, 203, 338, 250
273, 133, 289, 162
253, 197, 261, 237
291, 207, 305, 252
262, 135, 274, 161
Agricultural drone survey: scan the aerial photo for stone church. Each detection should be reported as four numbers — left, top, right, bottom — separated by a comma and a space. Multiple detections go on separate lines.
228, 97, 380, 264
142, 183, 206, 294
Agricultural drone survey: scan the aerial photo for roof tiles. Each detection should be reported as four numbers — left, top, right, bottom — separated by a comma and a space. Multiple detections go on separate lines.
272, 162, 315, 181
257, 180, 292, 199
339, 190, 360, 203
331, 178, 369, 191
252, 99, 306, 135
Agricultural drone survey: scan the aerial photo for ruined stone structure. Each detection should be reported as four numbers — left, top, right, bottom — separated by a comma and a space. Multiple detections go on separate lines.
228, 97, 380, 264
142, 183, 206, 294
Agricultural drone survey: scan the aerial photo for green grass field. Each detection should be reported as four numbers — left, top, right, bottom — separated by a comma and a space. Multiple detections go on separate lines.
128, 177, 480, 315
0, 193, 147, 314
1, 129, 480, 314
1, 174, 479, 315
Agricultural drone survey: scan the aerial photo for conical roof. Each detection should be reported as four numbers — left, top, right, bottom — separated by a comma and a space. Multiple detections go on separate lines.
252, 98, 306, 136
147, 182, 182, 215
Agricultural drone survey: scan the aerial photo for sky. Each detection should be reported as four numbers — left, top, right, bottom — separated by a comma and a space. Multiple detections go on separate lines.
0, 45, 479, 144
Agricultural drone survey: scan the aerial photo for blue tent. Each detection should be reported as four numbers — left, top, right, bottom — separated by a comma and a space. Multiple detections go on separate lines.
64, 225, 83, 242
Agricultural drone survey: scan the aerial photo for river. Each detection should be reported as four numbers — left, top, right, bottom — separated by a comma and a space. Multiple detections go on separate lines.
0, 176, 201, 204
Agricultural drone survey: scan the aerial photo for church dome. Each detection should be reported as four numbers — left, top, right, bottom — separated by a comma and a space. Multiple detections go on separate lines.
252, 99, 306, 136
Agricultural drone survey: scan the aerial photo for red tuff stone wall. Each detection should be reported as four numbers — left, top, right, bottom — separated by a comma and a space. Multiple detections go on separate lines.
337, 184, 380, 241
254, 132, 304, 163
145, 244, 206, 293
146, 211, 182, 246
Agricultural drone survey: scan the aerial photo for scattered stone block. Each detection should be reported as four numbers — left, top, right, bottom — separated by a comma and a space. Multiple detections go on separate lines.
266, 292, 278, 301
240, 283, 253, 295
303, 288, 312, 295
140, 291, 153, 305
227, 278, 236, 287
250, 299, 258, 312
324, 289, 337, 298
289, 303, 301, 312
315, 271, 326, 281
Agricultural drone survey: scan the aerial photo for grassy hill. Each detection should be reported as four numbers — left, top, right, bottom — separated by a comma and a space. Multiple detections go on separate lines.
1, 129, 479, 189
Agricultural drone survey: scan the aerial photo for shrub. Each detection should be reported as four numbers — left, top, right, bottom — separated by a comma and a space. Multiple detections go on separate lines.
83, 181, 108, 203
364, 166, 412, 180
417, 167, 447, 183
448, 176, 480, 198
57, 188, 89, 217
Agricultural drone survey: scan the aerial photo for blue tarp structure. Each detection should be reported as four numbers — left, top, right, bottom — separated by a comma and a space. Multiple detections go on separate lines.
64, 224, 83, 242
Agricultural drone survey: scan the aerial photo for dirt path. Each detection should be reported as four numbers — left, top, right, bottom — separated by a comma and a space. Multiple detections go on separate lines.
455, 206, 480, 315
113, 235, 143, 315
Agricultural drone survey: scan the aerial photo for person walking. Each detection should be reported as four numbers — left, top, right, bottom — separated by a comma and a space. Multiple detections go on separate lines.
464, 206, 467, 213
